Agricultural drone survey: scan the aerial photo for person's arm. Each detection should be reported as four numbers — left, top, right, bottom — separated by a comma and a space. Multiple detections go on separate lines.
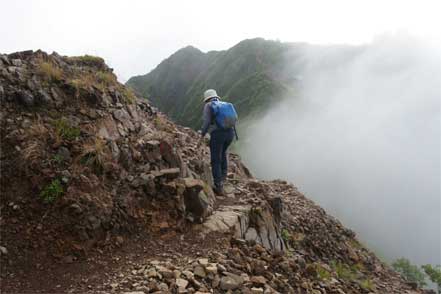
200, 103, 212, 137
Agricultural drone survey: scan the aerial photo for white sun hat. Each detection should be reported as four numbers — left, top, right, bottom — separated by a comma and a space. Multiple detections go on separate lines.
203, 89, 219, 102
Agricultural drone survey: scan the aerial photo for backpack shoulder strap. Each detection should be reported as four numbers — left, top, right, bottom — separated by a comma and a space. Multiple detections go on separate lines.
233, 126, 239, 140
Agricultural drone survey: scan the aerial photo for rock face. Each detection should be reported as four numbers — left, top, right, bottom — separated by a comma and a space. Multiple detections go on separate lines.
0, 50, 222, 246
0, 51, 424, 294
201, 203, 285, 253
237, 204, 285, 252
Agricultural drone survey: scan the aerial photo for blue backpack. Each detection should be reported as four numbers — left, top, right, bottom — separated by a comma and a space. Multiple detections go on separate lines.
210, 100, 238, 130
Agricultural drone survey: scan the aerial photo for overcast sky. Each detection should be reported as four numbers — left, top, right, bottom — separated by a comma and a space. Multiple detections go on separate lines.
1, 0, 440, 81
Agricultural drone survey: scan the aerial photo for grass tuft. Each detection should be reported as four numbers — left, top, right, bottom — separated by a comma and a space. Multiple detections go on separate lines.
68, 55, 105, 67
122, 87, 137, 104
80, 137, 108, 174
96, 71, 117, 85
38, 61, 63, 82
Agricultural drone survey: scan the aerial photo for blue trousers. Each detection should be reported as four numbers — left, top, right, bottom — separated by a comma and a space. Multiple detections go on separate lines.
209, 128, 234, 187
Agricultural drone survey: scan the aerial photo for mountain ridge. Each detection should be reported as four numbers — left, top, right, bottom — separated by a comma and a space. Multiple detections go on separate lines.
0, 50, 423, 294
126, 38, 300, 129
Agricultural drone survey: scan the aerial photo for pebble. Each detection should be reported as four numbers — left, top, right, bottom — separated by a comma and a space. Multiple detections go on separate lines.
175, 278, 189, 289
220, 276, 241, 290
198, 258, 209, 266
193, 265, 206, 278
0, 246, 8, 255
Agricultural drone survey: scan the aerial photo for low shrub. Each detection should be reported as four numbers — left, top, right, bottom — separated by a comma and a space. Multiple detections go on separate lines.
68, 55, 105, 67
40, 179, 64, 203
281, 228, 291, 242
54, 118, 81, 141
359, 278, 374, 291
331, 261, 357, 281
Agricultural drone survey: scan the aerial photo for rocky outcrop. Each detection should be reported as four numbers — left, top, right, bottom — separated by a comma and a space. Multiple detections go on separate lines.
0, 50, 221, 246
201, 203, 285, 253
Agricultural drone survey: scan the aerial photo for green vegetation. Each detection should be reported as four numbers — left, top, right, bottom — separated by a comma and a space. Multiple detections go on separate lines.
359, 278, 374, 291
68, 55, 105, 67
422, 264, 441, 293
328, 260, 377, 290
40, 179, 64, 203
52, 154, 64, 164
349, 239, 363, 249
392, 258, 427, 287
248, 207, 263, 227
331, 261, 357, 281
96, 71, 117, 85
126, 38, 297, 129
315, 264, 331, 281
53, 118, 81, 141
122, 87, 136, 104
391, 258, 441, 292
38, 61, 63, 82
281, 228, 291, 242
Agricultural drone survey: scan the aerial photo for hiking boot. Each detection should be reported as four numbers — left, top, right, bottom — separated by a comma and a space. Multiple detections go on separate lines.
213, 184, 225, 196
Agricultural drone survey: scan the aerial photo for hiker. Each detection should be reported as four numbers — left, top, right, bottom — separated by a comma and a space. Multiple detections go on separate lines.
200, 89, 238, 195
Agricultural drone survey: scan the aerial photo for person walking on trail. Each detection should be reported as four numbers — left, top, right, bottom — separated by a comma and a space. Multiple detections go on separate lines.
200, 89, 238, 195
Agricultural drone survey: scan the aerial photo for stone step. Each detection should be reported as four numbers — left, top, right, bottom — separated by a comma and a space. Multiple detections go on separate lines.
197, 204, 285, 253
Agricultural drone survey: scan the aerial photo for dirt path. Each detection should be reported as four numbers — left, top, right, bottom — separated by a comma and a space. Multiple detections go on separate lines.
0, 228, 230, 293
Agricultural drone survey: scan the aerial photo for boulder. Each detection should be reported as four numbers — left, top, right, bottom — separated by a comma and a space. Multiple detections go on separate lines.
201, 203, 285, 253
202, 206, 250, 233
181, 178, 215, 222
201, 161, 214, 188
144, 140, 162, 161
11, 59, 22, 67
241, 206, 286, 252
97, 117, 120, 140
159, 140, 180, 168
126, 104, 139, 122
16, 90, 34, 107
138, 123, 152, 136
37, 89, 52, 104
57, 146, 72, 162
113, 109, 135, 131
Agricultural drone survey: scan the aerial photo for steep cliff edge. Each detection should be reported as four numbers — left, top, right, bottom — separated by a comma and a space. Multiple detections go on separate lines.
0, 51, 422, 293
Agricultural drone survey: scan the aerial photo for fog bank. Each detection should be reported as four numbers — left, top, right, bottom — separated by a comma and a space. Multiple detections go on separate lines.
239, 34, 441, 265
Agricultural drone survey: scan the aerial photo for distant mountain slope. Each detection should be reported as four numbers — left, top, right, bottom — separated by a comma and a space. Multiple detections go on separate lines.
127, 38, 304, 128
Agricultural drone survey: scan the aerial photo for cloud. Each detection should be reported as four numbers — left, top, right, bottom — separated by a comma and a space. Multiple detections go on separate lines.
239, 33, 441, 265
